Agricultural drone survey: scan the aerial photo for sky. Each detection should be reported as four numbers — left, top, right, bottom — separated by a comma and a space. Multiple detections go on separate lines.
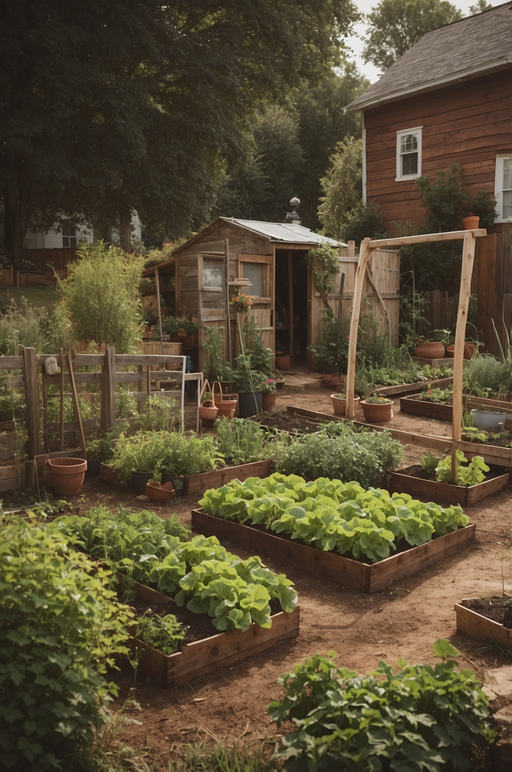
347, 0, 505, 83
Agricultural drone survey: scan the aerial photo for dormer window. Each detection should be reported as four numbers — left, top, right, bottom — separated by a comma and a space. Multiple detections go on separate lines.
396, 128, 422, 181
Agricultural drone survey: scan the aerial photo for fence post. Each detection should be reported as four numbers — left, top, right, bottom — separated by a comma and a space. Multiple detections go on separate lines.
23, 347, 41, 459
101, 345, 116, 431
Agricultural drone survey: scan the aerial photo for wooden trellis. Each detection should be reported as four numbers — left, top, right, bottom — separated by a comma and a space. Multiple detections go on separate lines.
344, 227, 488, 483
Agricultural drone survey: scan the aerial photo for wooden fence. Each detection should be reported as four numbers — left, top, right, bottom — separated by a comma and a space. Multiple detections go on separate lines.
0, 346, 202, 491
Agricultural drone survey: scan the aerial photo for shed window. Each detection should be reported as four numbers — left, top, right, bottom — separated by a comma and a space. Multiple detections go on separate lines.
396, 128, 422, 181
238, 254, 271, 301
495, 156, 512, 222
202, 257, 224, 289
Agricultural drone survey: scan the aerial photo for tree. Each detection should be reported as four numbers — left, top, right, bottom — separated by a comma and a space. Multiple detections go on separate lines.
317, 136, 362, 240
362, 0, 462, 73
0, 0, 360, 266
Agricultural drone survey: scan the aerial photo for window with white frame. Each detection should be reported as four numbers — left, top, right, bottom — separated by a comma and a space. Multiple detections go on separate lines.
61, 220, 77, 247
495, 155, 512, 223
396, 128, 422, 181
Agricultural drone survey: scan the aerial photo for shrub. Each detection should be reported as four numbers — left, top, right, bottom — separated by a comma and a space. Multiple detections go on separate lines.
0, 517, 134, 771
269, 641, 496, 770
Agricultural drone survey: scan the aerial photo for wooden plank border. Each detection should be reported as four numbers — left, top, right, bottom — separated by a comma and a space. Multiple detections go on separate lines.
191, 509, 476, 594
388, 467, 510, 506
455, 601, 512, 649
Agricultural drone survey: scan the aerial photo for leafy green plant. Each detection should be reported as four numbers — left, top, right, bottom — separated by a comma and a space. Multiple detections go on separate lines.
0, 517, 135, 771
305, 243, 339, 307
199, 472, 469, 563
462, 352, 510, 396
268, 641, 496, 770
308, 307, 350, 375
215, 417, 272, 465
136, 610, 186, 654
436, 450, 490, 485
420, 384, 453, 403
419, 452, 442, 476
86, 424, 127, 463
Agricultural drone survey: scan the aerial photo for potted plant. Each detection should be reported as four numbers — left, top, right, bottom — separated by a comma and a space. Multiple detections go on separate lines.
85, 425, 125, 474
232, 353, 265, 418
261, 378, 277, 411
199, 379, 218, 422
415, 336, 446, 360
330, 391, 360, 417
472, 405, 507, 431
360, 393, 394, 423
308, 308, 349, 385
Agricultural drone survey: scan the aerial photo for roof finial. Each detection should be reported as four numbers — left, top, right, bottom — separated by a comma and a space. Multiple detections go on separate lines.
285, 196, 301, 224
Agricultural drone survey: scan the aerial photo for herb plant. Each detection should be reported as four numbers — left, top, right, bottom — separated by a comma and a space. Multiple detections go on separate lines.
215, 417, 272, 465
436, 451, 490, 486
136, 610, 187, 654
268, 641, 496, 770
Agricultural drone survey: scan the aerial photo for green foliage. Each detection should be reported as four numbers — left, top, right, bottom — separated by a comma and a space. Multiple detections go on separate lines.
317, 136, 363, 241
242, 315, 274, 375
86, 424, 127, 463
0, 517, 134, 771
132, 393, 179, 433
174, 739, 280, 771
419, 452, 442, 475
363, 0, 463, 72
50, 507, 297, 633
270, 422, 403, 487
57, 241, 144, 352
343, 200, 387, 245
462, 352, 511, 396
420, 384, 453, 403
136, 610, 186, 655
162, 315, 198, 336
268, 643, 496, 769
308, 307, 350, 375
215, 417, 272, 466
0, 298, 51, 354
436, 450, 490, 485
199, 471, 468, 563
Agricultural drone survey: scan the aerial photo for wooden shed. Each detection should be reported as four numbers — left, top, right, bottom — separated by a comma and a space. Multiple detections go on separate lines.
144, 217, 399, 370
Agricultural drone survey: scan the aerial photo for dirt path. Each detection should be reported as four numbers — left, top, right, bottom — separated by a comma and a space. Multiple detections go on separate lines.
73, 385, 512, 769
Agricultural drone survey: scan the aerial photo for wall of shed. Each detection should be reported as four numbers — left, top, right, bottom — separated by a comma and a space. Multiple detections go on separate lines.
363, 69, 512, 235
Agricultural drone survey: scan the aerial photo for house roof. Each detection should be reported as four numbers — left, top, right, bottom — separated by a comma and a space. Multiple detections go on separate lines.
219, 217, 343, 246
350, 1, 512, 111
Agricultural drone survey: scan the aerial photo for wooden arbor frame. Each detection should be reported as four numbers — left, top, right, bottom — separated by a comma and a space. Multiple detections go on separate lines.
344, 228, 487, 482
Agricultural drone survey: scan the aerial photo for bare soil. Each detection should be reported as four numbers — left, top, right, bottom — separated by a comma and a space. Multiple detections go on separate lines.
38, 385, 512, 768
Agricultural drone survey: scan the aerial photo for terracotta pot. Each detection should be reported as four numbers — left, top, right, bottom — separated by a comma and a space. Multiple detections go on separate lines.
261, 392, 277, 411
46, 457, 87, 496
462, 215, 480, 230
146, 480, 175, 502
415, 341, 446, 359
276, 354, 291, 370
360, 399, 393, 423
445, 342, 478, 360
330, 394, 360, 417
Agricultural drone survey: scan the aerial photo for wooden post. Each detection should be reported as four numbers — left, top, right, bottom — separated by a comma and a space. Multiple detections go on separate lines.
67, 350, 86, 454
345, 238, 374, 419
451, 231, 477, 480
101, 345, 116, 431
288, 251, 294, 358
23, 347, 41, 460
155, 268, 163, 354
225, 239, 232, 364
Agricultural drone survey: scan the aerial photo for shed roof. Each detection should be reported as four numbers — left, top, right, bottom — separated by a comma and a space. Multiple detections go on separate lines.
220, 217, 343, 246
350, 1, 512, 111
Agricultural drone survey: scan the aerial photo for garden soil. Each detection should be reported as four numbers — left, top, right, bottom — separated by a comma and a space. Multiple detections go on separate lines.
47, 386, 512, 768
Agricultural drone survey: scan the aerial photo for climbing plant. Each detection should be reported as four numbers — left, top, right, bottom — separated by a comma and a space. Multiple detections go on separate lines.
306, 243, 340, 309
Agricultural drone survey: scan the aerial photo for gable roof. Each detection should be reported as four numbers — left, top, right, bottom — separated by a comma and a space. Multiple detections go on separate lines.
351, 1, 512, 111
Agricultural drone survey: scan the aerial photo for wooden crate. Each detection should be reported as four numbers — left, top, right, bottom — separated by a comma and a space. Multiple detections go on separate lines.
191, 509, 476, 594
455, 600, 512, 649
126, 580, 300, 687
388, 466, 510, 506
0, 459, 26, 492
184, 460, 272, 496
399, 395, 453, 421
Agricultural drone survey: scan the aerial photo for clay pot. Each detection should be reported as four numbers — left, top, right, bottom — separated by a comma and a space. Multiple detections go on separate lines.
276, 353, 292, 370
146, 480, 175, 502
462, 215, 480, 230
360, 399, 393, 423
415, 341, 446, 359
262, 392, 277, 411
445, 342, 478, 360
46, 457, 87, 496
330, 394, 360, 417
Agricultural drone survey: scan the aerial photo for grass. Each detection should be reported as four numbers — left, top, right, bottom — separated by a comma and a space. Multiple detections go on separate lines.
0, 284, 60, 312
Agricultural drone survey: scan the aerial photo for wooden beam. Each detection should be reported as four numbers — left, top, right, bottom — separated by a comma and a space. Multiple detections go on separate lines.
345, 238, 374, 419
369, 229, 487, 250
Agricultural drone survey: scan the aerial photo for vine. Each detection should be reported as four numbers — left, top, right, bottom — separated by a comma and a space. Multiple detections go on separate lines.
306, 243, 340, 308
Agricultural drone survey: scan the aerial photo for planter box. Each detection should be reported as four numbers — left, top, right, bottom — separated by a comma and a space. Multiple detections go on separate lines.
183, 460, 272, 497
400, 395, 453, 421
191, 509, 476, 594
388, 465, 510, 506
125, 578, 300, 687
376, 376, 453, 399
0, 459, 26, 492
455, 599, 512, 649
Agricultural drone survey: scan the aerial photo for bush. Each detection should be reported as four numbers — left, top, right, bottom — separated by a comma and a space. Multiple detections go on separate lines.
0, 517, 134, 771
269, 642, 496, 770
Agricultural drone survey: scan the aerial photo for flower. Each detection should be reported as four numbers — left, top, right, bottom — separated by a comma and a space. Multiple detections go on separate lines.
261, 378, 276, 394
230, 293, 252, 311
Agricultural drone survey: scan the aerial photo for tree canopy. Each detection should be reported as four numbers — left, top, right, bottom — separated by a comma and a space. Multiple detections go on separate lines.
0, 0, 360, 265
362, 0, 462, 73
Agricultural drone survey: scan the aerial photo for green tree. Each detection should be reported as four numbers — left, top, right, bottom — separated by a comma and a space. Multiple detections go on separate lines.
57, 242, 144, 352
362, 0, 462, 73
469, 1, 493, 13
1, 0, 360, 266
318, 136, 363, 240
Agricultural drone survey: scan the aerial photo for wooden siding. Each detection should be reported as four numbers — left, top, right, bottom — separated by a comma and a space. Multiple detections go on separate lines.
364, 69, 512, 235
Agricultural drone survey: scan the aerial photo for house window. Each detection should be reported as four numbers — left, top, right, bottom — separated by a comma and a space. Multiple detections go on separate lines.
238, 255, 271, 301
396, 128, 422, 181
495, 155, 512, 223
62, 220, 77, 247
201, 256, 224, 290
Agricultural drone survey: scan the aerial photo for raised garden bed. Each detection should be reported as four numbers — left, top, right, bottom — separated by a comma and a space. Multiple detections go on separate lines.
399, 395, 453, 421
99, 459, 273, 494
125, 579, 300, 687
388, 465, 510, 506
375, 376, 453, 398
455, 597, 512, 650
191, 509, 476, 594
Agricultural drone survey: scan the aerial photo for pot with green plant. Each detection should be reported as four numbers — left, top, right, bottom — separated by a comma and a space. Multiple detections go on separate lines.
330, 392, 360, 417
414, 338, 446, 360
232, 353, 265, 418
308, 308, 349, 385
360, 393, 393, 423
85, 425, 125, 475
261, 378, 277, 411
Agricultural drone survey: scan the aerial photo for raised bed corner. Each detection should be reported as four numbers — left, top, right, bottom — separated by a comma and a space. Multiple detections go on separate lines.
388, 466, 510, 506
191, 509, 476, 594
455, 599, 512, 649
